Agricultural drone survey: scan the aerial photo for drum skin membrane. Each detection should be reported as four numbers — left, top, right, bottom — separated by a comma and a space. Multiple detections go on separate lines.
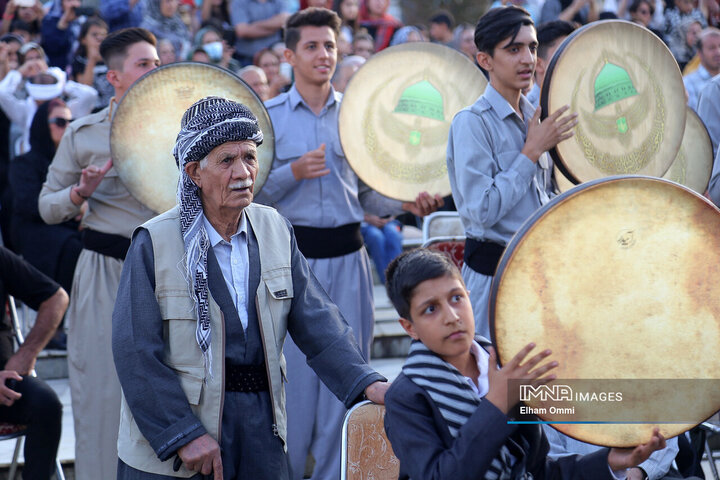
491, 176, 720, 447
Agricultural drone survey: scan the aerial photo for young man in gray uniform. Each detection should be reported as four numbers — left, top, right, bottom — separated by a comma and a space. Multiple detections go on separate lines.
38, 27, 160, 480
255, 7, 442, 479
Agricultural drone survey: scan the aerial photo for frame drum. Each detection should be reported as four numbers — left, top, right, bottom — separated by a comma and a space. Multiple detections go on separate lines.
553, 108, 713, 195
111, 62, 274, 214
490, 176, 720, 447
338, 43, 487, 201
542, 21, 686, 185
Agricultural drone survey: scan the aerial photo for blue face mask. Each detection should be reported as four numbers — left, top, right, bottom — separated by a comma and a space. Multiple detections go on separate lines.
203, 41, 223, 62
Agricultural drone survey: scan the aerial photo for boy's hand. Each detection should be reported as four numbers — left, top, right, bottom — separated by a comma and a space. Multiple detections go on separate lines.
521, 106, 578, 163
608, 428, 666, 471
485, 343, 558, 414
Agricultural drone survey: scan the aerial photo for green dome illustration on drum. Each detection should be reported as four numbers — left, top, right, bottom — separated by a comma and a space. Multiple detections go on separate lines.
594, 62, 638, 111
393, 80, 445, 121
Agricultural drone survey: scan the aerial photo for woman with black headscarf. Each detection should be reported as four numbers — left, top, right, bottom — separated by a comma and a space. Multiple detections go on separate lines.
9, 98, 82, 299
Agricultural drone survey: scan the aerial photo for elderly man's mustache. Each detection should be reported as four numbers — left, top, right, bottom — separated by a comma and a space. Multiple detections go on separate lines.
230, 179, 254, 190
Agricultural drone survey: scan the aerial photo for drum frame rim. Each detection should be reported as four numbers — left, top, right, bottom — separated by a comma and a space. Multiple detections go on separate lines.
540, 20, 682, 185
110, 61, 276, 211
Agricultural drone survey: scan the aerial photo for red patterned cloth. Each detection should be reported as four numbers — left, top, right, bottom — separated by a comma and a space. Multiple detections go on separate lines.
427, 241, 464, 270
0, 423, 26, 436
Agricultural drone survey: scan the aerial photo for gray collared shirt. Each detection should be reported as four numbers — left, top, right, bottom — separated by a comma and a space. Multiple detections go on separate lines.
446, 84, 553, 245
202, 213, 250, 330
256, 84, 402, 227
229, 0, 287, 60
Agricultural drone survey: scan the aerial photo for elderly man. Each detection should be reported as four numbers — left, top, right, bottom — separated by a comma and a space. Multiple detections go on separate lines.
112, 96, 387, 480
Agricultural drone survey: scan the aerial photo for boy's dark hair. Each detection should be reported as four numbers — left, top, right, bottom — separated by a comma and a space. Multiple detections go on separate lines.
285, 7, 342, 51
385, 249, 462, 321
100, 27, 156, 70
536, 20, 575, 60
474, 6, 534, 55
429, 9, 455, 29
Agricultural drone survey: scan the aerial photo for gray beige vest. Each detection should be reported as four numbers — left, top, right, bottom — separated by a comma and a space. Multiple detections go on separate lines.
117, 204, 294, 477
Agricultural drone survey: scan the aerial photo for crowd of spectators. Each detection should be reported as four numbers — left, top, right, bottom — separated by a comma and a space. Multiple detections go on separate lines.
0, 0, 716, 326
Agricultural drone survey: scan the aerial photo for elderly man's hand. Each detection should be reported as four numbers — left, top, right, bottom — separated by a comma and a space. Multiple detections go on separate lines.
177, 434, 223, 479
608, 428, 666, 471
364, 381, 390, 404
401, 192, 444, 217
0, 371, 22, 407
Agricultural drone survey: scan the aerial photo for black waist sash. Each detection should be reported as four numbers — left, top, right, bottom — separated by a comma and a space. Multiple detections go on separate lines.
225, 362, 268, 392
463, 237, 505, 276
293, 223, 363, 259
81, 229, 131, 261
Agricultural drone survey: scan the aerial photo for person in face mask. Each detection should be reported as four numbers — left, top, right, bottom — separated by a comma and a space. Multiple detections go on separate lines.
0, 42, 98, 155
193, 24, 241, 73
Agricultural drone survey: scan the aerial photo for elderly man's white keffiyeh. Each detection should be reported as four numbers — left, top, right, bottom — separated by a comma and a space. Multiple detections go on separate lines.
172, 96, 263, 378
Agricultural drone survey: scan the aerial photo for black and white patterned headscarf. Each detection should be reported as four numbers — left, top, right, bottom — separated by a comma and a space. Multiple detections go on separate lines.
172, 96, 263, 378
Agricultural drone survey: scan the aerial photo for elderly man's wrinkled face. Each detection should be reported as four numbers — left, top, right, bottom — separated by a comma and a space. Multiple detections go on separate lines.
190, 140, 259, 212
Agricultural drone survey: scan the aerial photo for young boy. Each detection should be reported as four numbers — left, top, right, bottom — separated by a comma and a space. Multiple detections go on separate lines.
446, 6, 577, 338
383, 249, 666, 480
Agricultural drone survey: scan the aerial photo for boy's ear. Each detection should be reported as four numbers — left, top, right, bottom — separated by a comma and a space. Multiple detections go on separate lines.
398, 317, 419, 340
476, 51, 492, 71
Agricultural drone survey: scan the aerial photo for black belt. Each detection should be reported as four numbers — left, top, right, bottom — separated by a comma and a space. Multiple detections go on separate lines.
225, 362, 268, 392
81, 229, 131, 260
293, 223, 363, 259
463, 238, 505, 276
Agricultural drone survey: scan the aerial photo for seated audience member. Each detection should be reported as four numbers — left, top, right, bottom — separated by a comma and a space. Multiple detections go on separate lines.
334, 0, 359, 42
189, 45, 210, 63
101, 0, 143, 32
544, 428, 702, 480
352, 30, 374, 58
361, 214, 402, 285
194, 25, 241, 72
157, 37, 177, 64
539, 0, 599, 26
358, 0, 401, 51
331, 53, 364, 92
1, 0, 43, 41
454, 23, 478, 61
253, 47, 290, 98
199, 0, 234, 42
141, 0, 191, 61
628, 0, 665, 39
389, 25, 423, 46
665, 0, 707, 65
0, 245, 68, 480
0, 32, 22, 80
230, 0, 290, 66
428, 10, 455, 45
9, 99, 82, 296
301, 0, 332, 8
41, 0, 96, 70
684, 27, 720, 108
238, 64, 270, 100
0, 46, 97, 155
383, 248, 667, 480
71, 17, 112, 110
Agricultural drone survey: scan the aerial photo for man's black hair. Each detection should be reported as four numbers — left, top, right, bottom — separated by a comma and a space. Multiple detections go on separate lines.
99, 27, 156, 70
429, 9, 455, 29
474, 6, 534, 55
385, 249, 462, 321
536, 20, 575, 60
284, 7, 341, 51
